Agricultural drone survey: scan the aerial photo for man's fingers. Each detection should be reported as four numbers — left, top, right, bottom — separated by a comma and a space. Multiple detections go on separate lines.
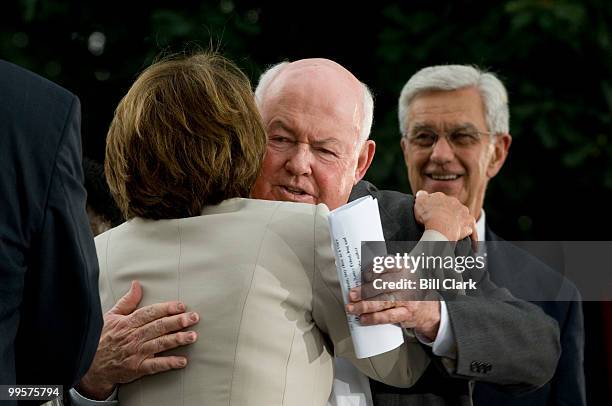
109, 280, 143, 316
460, 225, 473, 240
359, 307, 414, 326
139, 356, 188, 376
128, 301, 188, 328
346, 296, 399, 315
141, 331, 198, 355
128, 301, 185, 328
137, 312, 200, 342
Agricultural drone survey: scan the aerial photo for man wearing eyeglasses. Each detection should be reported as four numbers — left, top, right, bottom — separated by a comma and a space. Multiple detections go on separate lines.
395, 65, 585, 406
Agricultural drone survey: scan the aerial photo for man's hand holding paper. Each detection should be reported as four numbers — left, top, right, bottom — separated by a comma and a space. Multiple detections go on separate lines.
345, 191, 477, 342
347, 287, 442, 341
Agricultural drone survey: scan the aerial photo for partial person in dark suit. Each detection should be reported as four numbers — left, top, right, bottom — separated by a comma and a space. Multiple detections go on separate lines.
0, 60, 103, 397
70, 58, 561, 406
395, 64, 585, 406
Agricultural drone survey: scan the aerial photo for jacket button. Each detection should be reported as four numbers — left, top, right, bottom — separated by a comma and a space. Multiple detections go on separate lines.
470, 361, 492, 374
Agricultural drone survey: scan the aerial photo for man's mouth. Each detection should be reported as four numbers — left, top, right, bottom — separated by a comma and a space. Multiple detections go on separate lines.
426, 173, 462, 181
276, 185, 316, 202
283, 186, 308, 195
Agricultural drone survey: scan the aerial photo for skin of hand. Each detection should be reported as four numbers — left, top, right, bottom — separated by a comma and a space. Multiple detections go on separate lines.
414, 190, 478, 244
76, 281, 199, 400
346, 289, 441, 341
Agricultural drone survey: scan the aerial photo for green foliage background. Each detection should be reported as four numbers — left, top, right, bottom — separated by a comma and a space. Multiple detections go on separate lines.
2, 0, 611, 241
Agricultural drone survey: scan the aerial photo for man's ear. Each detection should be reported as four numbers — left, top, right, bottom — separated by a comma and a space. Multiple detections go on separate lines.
487, 133, 512, 178
354, 140, 376, 183
400, 137, 409, 159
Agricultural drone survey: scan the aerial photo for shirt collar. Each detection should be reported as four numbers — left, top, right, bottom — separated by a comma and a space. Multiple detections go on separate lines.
476, 209, 486, 242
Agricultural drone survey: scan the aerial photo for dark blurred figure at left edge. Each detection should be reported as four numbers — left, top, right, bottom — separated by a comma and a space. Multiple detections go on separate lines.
0, 60, 103, 404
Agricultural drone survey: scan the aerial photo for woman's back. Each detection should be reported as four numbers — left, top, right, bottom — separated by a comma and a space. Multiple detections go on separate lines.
96, 198, 336, 405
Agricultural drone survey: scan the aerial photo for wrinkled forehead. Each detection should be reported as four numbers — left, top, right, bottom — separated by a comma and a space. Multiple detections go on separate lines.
406, 88, 488, 131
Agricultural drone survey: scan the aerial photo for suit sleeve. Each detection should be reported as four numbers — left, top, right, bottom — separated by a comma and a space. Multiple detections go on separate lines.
441, 271, 561, 393
16, 96, 103, 388
311, 204, 430, 388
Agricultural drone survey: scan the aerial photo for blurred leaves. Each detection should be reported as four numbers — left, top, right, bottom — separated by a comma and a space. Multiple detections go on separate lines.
19, 0, 37, 22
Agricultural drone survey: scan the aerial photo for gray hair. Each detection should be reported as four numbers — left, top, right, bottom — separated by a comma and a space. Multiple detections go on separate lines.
398, 65, 509, 136
255, 61, 374, 142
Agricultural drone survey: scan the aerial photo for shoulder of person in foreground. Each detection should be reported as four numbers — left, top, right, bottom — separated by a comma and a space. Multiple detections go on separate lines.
0, 60, 102, 388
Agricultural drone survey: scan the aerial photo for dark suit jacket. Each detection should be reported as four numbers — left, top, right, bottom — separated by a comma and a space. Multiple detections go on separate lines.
0, 61, 103, 395
472, 229, 585, 406
349, 180, 561, 406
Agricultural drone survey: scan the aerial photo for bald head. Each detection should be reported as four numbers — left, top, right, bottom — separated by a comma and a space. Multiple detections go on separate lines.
251, 58, 376, 210
255, 58, 374, 142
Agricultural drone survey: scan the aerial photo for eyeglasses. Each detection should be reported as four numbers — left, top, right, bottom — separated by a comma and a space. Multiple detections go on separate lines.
403, 128, 492, 149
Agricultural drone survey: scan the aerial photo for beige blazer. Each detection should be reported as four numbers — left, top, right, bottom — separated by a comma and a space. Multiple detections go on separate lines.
95, 198, 429, 406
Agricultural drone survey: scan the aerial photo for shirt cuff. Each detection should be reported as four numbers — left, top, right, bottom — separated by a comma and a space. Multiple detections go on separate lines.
69, 387, 118, 406
415, 300, 457, 359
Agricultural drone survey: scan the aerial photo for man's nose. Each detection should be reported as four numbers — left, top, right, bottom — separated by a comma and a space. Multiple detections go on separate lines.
285, 144, 313, 176
430, 136, 454, 164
